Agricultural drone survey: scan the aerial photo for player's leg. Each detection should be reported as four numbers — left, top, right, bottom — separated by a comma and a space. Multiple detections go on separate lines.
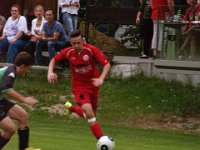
0, 98, 17, 149
81, 103, 103, 139
65, 101, 85, 118
8, 104, 30, 150
0, 116, 16, 149
69, 92, 103, 139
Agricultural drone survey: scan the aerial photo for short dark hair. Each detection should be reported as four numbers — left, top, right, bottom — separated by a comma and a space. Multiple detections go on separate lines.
14, 52, 34, 67
70, 30, 82, 38
45, 9, 54, 15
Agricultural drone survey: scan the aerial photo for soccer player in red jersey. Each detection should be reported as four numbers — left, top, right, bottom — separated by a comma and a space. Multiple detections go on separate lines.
47, 30, 111, 140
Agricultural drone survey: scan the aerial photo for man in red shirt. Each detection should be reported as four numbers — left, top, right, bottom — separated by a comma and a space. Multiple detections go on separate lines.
150, 0, 175, 58
47, 30, 111, 140
179, 0, 200, 60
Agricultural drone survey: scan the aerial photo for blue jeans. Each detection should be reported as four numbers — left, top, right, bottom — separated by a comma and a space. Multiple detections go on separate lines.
63, 12, 78, 37
7, 39, 28, 63
0, 38, 28, 63
0, 38, 9, 55
35, 41, 66, 65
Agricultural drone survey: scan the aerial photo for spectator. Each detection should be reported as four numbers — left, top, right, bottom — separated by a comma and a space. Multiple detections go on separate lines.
58, 0, 80, 38
24, 5, 46, 58
136, 0, 153, 58
0, 15, 6, 36
179, 0, 200, 61
150, 0, 175, 59
35, 9, 68, 65
0, 4, 29, 63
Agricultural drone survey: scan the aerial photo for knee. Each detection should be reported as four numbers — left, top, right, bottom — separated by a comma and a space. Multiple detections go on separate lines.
5, 124, 16, 137
22, 111, 29, 121
19, 111, 29, 125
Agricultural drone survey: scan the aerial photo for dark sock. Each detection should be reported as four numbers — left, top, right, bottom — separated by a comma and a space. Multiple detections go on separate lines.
18, 127, 29, 150
0, 134, 10, 149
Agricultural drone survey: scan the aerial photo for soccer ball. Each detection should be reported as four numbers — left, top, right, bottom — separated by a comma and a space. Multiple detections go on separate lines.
97, 136, 115, 150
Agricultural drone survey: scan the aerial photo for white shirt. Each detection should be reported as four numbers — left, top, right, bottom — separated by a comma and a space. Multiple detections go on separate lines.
3, 16, 28, 41
58, 0, 80, 15
31, 16, 46, 35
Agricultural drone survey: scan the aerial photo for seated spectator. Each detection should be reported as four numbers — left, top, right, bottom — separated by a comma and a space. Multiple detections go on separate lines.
24, 5, 46, 58
179, 0, 200, 61
0, 15, 6, 35
35, 9, 68, 65
0, 4, 29, 63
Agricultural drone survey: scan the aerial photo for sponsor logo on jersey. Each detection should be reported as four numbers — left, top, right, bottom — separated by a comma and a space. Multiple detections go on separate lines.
83, 55, 89, 61
74, 64, 92, 73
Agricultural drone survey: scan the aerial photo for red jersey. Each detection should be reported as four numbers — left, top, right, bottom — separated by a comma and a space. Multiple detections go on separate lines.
151, 0, 169, 20
54, 43, 109, 95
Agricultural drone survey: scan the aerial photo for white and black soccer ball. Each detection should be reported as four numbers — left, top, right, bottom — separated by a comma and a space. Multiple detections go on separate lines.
97, 136, 115, 150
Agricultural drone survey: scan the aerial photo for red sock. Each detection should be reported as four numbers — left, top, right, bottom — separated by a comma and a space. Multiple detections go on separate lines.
90, 123, 103, 139
69, 106, 85, 118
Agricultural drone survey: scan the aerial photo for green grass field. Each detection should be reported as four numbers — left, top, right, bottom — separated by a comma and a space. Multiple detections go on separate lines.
4, 115, 200, 150
2, 68, 200, 150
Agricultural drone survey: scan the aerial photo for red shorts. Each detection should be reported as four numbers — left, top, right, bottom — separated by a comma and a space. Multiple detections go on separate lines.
74, 92, 98, 112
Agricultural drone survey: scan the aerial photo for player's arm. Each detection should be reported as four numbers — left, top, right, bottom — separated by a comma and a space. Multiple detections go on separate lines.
47, 58, 58, 83
4, 90, 38, 106
92, 63, 111, 87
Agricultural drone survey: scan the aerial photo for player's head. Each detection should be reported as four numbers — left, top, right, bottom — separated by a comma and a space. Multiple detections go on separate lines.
14, 51, 34, 76
70, 30, 85, 52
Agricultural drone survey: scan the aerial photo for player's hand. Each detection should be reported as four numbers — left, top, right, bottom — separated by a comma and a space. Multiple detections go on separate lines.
24, 97, 38, 106
91, 78, 104, 87
47, 72, 58, 83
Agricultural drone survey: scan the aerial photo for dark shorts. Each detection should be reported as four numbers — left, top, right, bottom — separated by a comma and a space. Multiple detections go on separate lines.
74, 92, 98, 113
0, 98, 15, 121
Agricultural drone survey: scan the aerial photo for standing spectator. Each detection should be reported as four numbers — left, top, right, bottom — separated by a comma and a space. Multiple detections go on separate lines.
58, 0, 80, 38
136, 0, 153, 58
47, 30, 111, 140
35, 9, 67, 65
0, 52, 38, 150
179, 0, 200, 60
150, 0, 175, 59
0, 15, 6, 36
0, 4, 29, 63
24, 5, 46, 58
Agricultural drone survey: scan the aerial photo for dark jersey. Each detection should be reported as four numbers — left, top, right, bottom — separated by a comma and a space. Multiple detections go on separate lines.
0, 66, 16, 99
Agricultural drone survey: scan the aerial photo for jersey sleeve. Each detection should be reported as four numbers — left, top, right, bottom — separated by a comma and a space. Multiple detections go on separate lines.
54, 48, 69, 62
88, 44, 110, 66
1, 66, 16, 93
